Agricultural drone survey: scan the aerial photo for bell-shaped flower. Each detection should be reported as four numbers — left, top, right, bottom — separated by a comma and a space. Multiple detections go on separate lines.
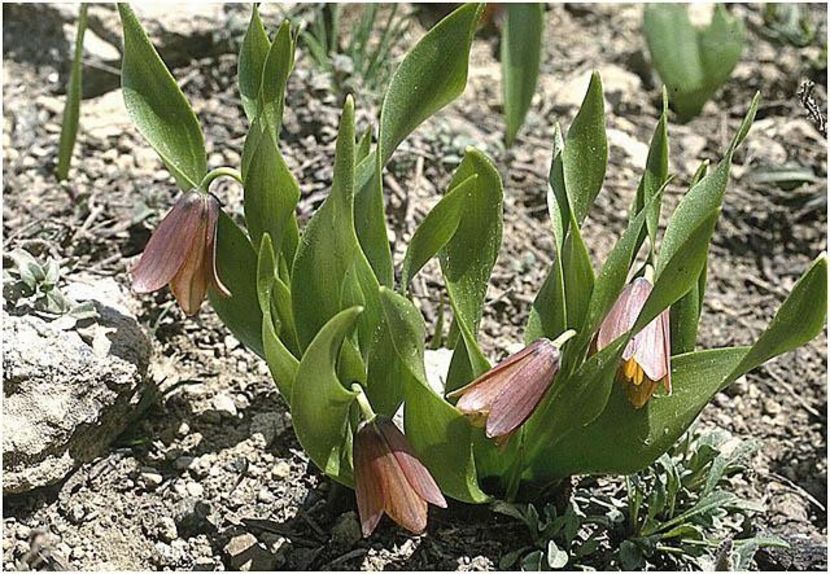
447, 338, 561, 445
353, 417, 447, 537
596, 276, 671, 409
131, 191, 230, 316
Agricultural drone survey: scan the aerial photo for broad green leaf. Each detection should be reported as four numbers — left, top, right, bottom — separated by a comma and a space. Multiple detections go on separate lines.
632, 90, 669, 255
439, 149, 504, 392
118, 3, 206, 190
354, 3, 483, 287
256, 235, 298, 397
561, 221, 594, 332
378, 288, 488, 503
637, 98, 758, 331
644, 4, 744, 121
502, 3, 544, 146
377, 3, 483, 164
57, 3, 87, 181
291, 306, 361, 485
241, 116, 300, 257
356, 127, 372, 164
238, 4, 270, 122
400, 174, 478, 289
529, 255, 826, 481
210, 212, 263, 358
563, 71, 607, 226
729, 254, 827, 380
291, 97, 359, 350
258, 21, 294, 138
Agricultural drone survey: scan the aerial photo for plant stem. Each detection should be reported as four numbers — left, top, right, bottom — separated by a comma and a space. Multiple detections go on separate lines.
198, 167, 243, 192
352, 383, 376, 423
551, 329, 577, 348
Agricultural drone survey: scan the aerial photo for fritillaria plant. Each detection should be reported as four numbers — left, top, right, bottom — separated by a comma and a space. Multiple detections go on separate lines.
119, 2, 826, 537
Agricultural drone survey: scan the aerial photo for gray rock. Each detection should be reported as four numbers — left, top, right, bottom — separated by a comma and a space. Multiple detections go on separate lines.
2, 277, 152, 494
330, 511, 362, 548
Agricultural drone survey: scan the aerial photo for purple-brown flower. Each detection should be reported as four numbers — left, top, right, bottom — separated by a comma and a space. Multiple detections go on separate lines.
447, 338, 561, 445
131, 191, 230, 316
595, 276, 671, 409
353, 417, 447, 537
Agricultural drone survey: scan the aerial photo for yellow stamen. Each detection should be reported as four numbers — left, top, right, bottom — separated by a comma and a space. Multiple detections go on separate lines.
622, 358, 644, 386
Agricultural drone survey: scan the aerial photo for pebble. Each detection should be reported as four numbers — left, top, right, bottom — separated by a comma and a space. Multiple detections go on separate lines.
764, 399, 782, 416
158, 516, 178, 543
330, 511, 362, 548
257, 488, 275, 504
15, 525, 30, 540
186, 482, 204, 497
174, 456, 195, 471
67, 504, 86, 524
140, 472, 164, 490
212, 393, 238, 417
177, 421, 191, 437
271, 461, 291, 480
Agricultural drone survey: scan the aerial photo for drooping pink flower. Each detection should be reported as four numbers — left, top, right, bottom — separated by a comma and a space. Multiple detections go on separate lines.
596, 276, 671, 408
447, 338, 561, 445
353, 417, 446, 537
132, 191, 230, 315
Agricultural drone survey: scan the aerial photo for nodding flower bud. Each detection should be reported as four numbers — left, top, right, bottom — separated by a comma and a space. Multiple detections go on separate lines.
131, 191, 230, 316
353, 417, 447, 537
447, 338, 561, 446
595, 276, 671, 409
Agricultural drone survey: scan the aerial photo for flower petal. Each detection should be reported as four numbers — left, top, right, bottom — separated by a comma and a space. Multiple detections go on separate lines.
354, 423, 385, 537
204, 196, 231, 297
448, 339, 551, 416
369, 435, 428, 535
131, 192, 206, 294
633, 309, 670, 383
597, 277, 652, 355
169, 212, 210, 316
486, 341, 560, 439
377, 419, 446, 509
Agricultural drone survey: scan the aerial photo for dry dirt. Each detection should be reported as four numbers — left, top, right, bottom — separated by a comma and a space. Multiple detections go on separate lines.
2, 3, 827, 571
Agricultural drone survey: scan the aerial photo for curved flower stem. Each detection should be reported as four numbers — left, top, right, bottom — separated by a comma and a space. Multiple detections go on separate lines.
551, 328, 577, 349
352, 383, 377, 423
198, 167, 243, 192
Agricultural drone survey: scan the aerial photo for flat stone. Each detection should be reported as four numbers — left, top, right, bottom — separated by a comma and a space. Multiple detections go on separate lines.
3, 277, 152, 494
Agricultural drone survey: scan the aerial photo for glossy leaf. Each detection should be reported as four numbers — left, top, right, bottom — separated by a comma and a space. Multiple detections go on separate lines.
258, 21, 294, 138
644, 4, 744, 121
502, 3, 544, 146
400, 174, 478, 290
354, 3, 484, 287
241, 116, 300, 258
378, 3, 483, 164
238, 4, 270, 122
209, 212, 264, 358
256, 235, 298, 397
632, 89, 669, 256
292, 97, 360, 350
378, 288, 489, 503
563, 71, 607, 226
291, 307, 361, 485
56, 4, 88, 181
118, 3, 206, 190
439, 149, 504, 392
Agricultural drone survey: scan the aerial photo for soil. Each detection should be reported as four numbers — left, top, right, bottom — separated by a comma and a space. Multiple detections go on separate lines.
2, 2, 827, 571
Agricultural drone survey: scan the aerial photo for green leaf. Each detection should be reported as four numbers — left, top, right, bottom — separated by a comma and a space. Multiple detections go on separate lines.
291, 96, 360, 350
238, 4, 270, 123
256, 235, 298, 397
729, 253, 827, 380
563, 71, 607, 226
56, 4, 88, 181
561, 222, 594, 332
117, 3, 206, 190
501, 3, 544, 146
291, 306, 361, 485
439, 149, 504, 392
644, 4, 744, 121
210, 212, 263, 358
258, 21, 294, 138
377, 3, 483, 164
400, 174, 478, 289
241, 117, 300, 257
353, 3, 483, 287
529, 254, 826, 481
378, 287, 489, 503
632, 90, 669, 256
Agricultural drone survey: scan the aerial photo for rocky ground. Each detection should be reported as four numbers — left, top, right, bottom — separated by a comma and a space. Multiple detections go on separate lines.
2, 2, 827, 571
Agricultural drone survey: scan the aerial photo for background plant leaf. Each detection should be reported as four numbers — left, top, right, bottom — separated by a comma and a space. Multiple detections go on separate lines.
502, 3, 544, 146
56, 4, 87, 181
